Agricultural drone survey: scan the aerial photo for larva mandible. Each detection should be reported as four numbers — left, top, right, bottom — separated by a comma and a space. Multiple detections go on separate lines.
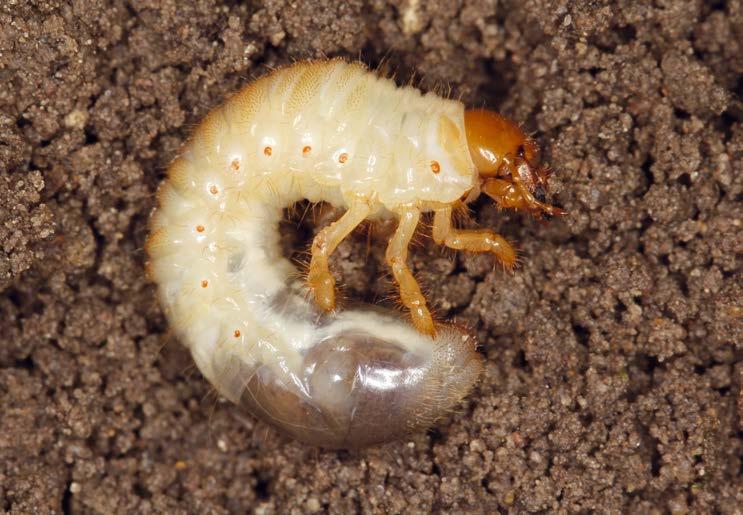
146, 59, 562, 449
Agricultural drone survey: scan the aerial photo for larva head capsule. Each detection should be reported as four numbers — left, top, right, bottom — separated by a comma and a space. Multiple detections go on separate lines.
464, 109, 564, 218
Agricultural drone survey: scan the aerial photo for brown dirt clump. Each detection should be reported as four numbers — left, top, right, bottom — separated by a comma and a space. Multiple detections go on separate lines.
1, 0, 741, 513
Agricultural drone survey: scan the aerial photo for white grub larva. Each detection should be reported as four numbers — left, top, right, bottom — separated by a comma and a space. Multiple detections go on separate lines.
146, 59, 562, 448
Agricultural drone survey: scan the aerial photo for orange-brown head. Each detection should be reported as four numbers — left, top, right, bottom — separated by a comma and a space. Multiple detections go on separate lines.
464, 109, 560, 216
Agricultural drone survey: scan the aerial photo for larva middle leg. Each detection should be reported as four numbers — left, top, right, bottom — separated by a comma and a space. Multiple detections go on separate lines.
385, 206, 435, 336
432, 206, 517, 268
308, 200, 371, 311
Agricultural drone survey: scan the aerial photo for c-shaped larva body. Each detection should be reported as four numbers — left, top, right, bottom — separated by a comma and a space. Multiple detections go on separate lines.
146, 59, 562, 448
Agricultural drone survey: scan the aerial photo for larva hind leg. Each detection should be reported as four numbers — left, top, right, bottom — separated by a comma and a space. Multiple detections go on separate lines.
308, 200, 371, 311
432, 206, 517, 268
386, 206, 436, 336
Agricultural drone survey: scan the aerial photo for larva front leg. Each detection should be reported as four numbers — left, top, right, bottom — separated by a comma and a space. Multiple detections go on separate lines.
307, 200, 371, 311
480, 160, 565, 219
432, 206, 517, 269
385, 206, 436, 336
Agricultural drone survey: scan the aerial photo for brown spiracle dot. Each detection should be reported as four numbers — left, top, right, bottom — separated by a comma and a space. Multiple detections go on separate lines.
430, 160, 440, 174
263, 146, 272, 157
302, 146, 312, 156
196, 225, 205, 233
201, 280, 209, 288
209, 184, 219, 195
338, 153, 349, 164
234, 330, 241, 338
230, 158, 241, 171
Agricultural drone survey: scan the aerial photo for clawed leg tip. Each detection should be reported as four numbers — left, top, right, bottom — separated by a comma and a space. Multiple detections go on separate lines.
543, 205, 567, 218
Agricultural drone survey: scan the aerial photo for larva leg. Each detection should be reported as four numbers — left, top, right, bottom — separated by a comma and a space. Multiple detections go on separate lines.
432, 206, 517, 268
308, 200, 371, 312
509, 172, 565, 217
385, 206, 435, 336
479, 178, 525, 211
482, 175, 564, 217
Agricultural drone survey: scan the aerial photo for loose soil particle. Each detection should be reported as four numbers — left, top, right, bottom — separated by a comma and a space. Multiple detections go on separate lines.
1, 1, 741, 513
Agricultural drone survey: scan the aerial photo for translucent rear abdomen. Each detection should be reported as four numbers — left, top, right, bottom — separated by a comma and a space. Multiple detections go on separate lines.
219, 322, 483, 449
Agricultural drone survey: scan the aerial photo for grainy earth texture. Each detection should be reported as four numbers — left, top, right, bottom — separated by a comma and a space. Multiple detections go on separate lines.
1, 0, 742, 513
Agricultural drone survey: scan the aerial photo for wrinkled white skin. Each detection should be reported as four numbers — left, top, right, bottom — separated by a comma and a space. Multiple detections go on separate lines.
147, 60, 483, 448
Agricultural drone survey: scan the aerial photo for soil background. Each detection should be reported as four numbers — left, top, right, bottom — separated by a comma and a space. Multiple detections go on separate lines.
1, 0, 742, 513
